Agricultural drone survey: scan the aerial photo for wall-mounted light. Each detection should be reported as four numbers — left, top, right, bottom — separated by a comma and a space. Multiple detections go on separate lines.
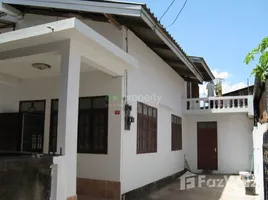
32, 63, 51, 70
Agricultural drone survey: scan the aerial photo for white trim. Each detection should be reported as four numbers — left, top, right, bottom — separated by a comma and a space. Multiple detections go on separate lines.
0, 1, 20, 16
3, 0, 142, 17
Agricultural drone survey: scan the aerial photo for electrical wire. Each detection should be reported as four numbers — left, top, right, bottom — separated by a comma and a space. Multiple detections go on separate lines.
167, 0, 188, 28
159, 0, 176, 21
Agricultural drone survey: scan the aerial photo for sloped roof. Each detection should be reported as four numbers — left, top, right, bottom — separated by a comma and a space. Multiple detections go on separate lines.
2, 0, 213, 82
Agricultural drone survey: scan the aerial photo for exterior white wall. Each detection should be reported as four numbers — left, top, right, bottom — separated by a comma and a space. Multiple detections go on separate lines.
184, 113, 253, 174
0, 71, 123, 182
0, 11, 257, 197
0, 13, 126, 183
120, 29, 186, 194
253, 123, 266, 199
12, 14, 123, 48
0, 12, 188, 194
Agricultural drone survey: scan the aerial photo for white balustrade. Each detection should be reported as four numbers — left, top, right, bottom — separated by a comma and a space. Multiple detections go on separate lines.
185, 95, 252, 113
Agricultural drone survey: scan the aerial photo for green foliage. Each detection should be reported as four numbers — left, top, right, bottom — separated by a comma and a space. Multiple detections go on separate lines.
245, 37, 268, 83
215, 83, 222, 96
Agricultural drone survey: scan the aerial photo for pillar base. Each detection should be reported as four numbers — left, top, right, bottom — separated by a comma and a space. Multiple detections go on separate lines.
67, 195, 77, 200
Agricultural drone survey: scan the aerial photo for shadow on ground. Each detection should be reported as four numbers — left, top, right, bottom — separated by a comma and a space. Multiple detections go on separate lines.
144, 174, 258, 200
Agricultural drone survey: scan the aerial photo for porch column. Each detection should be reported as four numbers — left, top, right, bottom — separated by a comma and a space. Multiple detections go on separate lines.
57, 40, 81, 200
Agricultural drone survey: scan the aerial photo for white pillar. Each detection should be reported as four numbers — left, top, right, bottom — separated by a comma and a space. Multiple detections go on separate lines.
43, 99, 51, 154
57, 40, 81, 199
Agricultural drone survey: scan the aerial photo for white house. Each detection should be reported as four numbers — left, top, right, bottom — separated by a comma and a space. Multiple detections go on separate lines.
0, 1, 254, 200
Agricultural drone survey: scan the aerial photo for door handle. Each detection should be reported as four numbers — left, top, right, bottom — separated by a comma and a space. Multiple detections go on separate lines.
215, 148, 217, 152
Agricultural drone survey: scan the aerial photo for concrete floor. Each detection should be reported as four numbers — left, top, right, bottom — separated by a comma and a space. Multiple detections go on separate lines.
145, 174, 259, 200
79, 174, 259, 200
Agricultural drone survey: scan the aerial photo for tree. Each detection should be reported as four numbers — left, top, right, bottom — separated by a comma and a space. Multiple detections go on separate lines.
244, 37, 268, 83
245, 37, 268, 118
215, 78, 224, 97
215, 83, 222, 96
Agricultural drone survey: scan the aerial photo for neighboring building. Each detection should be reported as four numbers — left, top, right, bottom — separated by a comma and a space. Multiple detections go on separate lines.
0, 1, 254, 200
223, 85, 254, 96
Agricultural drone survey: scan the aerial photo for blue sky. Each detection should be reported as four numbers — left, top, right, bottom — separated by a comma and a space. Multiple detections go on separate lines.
127, 0, 267, 94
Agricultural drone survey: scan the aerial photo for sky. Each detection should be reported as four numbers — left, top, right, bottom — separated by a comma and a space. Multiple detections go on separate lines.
126, 0, 267, 96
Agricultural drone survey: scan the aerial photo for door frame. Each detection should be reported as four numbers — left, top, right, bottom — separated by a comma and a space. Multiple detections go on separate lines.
197, 121, 218, 170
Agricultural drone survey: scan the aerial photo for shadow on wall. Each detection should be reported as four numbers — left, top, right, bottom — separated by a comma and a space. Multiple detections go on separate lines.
0, 152, 53, 200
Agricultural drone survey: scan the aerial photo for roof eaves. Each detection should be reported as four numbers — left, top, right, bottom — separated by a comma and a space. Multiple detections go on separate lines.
189, 56, 214, 80
140, 5, 203, 82
2, 0, 204, 81
83, 0, 145, 6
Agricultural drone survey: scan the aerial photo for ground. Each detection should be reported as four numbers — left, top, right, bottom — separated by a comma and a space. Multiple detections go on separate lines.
79, 174, 259, 200
145, 174, 259, 200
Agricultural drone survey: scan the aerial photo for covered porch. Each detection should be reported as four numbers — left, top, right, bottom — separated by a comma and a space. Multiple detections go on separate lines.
0, 18, 137, 200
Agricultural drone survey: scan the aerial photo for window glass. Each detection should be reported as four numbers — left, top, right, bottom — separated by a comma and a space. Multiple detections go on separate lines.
143, 105, 147, 115
171, 114, 182, 151
92, 97, 107, 108
49, 96, 108, 154
79, 98, 91, 110
20, 100, 45, 114
137, 102, 157, 154
137, 103, 143, 114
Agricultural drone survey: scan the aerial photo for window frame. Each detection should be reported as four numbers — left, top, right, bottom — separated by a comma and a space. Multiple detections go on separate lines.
19, 100, 46, 114
19, 100, 46, 153
171, 114, 182, 151
137, 102, 157, 154
49, 96, 109, 154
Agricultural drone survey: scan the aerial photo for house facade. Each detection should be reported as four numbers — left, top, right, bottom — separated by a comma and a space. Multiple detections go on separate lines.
0, 1, 255, 200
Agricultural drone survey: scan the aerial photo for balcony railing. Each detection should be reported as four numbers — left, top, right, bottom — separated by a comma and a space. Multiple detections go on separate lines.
185, 95, 253, 115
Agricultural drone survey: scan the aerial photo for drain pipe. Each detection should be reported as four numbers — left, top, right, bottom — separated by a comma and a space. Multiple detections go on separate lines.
123, 26, 129, 105
122, 26, 135, 130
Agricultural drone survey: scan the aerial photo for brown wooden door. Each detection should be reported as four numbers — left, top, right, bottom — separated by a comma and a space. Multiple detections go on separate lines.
197, 122, 218, 170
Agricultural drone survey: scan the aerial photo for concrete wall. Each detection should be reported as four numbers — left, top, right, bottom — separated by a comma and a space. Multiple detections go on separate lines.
184, 113, 253, 174
0, 13, 125, 183
252, 123, 266, 199
120, 29, 186, 194
0, 13, 188, 194
0, 71, 123, 182
10, 14, 123, 48
0, 154, 53, 200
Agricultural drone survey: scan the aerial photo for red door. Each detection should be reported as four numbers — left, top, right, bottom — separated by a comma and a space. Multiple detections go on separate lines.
197, 122, 218, 170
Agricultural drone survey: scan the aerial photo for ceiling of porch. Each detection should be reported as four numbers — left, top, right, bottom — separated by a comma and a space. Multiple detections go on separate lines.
0, 52, 97, 79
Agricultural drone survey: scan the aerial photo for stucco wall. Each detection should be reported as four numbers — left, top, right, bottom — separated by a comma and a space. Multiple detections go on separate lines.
13, 14, 123, 48
0, 13, 188, 194
0, 71, 123, 182
252, 123, 266, 199
184, 113, 253, 174
120, 29, 186, 194
0, 13, 125, 183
